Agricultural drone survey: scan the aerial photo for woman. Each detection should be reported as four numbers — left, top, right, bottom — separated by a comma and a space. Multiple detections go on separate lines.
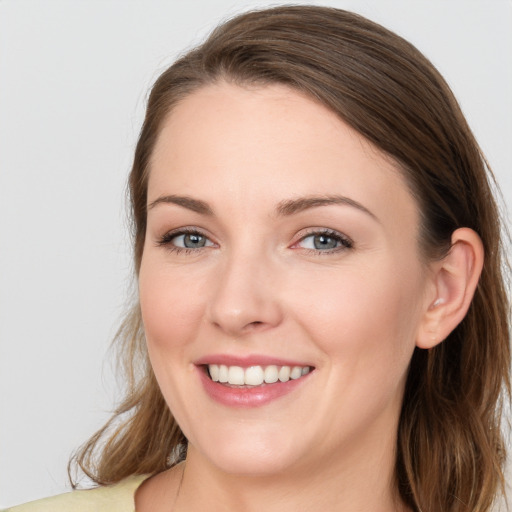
6, 5, 510, 512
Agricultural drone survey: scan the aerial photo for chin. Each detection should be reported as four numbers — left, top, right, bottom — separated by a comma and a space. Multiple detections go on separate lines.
189, 425, 304, 477
207, 449, 297, 477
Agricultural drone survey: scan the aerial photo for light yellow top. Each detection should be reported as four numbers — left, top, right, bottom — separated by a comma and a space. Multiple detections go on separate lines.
2, 475, 148, 512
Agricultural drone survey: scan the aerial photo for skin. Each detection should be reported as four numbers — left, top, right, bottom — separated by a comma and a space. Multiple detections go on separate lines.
135, 82, 482, 511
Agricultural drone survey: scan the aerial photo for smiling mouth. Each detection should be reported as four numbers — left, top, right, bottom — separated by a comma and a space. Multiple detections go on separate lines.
206, 364, 313, 386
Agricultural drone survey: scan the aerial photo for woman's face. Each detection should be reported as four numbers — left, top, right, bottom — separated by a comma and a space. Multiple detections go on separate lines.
139, 83, 433, 476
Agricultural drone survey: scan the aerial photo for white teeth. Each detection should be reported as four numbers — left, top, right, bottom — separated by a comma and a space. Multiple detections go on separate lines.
290, 366, 303, 380
278, 366, 291, 382
207, 364, 311, 386
209, 364, 220, 381
218, 365, 228, 383
228, 366, 245, 385
264, 365, 279, 383
245, 366, 264, 385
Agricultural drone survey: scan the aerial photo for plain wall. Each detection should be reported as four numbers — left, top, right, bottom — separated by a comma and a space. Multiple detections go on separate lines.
1, 0, 510, 507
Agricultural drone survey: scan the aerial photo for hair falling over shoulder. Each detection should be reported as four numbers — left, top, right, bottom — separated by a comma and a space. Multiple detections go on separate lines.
69, 6, 511, 511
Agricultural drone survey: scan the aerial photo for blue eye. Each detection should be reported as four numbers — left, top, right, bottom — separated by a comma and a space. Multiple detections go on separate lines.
297, 231, 353, 251
158, 230, 214, 251
172, 233, 212, 248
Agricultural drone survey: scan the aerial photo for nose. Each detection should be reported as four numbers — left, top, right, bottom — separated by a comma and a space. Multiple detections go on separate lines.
206, 249, 284, 337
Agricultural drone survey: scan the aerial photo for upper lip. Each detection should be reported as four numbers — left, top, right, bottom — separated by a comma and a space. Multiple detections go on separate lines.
194, 354, 314, 368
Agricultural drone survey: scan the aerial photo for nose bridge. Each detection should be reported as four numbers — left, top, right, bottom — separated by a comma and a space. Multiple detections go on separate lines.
207, 241, 282, 336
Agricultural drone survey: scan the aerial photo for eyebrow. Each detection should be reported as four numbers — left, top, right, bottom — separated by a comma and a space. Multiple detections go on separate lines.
147, 193, 377, 221
276, 195, 378, 221
147, 195, 214, 215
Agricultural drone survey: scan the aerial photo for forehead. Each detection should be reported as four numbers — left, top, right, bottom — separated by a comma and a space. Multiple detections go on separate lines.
148, 82, 419, 232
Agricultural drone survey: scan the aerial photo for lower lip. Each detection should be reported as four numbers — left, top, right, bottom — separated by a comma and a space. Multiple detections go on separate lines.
197, 367, 312, 408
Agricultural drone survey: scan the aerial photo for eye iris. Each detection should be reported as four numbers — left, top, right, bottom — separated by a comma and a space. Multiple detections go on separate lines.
314, 234, 338, 250
184, 233, 206, 248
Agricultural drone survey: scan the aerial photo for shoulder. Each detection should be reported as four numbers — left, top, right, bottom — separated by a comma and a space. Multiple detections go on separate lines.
2, 475, 148, 512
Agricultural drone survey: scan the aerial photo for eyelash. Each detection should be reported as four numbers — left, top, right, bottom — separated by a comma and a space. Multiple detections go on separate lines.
156, 228, 354, 255
295, 229, 354, 255
156, 228, 213, 255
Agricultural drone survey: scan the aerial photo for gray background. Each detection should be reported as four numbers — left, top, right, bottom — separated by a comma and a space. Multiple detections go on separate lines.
1, 0, 510, 507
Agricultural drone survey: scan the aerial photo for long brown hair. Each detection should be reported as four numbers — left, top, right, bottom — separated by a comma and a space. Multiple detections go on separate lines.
70, 6, 511, 511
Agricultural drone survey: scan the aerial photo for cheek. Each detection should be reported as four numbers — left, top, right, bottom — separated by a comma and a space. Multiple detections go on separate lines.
138, 256, 206, 352
291, 257, 424, 373
138, 255, 207, 424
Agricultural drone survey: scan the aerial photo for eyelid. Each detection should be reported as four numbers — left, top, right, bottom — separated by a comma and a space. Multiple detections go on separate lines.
154, 226, 352, 254
292, 228, 354, 252
156, 227, 217, 250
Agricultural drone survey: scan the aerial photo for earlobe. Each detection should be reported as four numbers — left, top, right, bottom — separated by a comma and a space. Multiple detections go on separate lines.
416, 228, 484, 349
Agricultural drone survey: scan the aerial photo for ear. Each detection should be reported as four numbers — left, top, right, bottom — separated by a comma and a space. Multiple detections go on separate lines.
416, 228, 484, 349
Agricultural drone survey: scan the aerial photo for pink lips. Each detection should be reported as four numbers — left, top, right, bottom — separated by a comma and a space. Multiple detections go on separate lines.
195, 354, 314, 408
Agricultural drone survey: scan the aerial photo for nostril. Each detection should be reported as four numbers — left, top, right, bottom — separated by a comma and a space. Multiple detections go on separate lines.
247, 321, 264, 330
